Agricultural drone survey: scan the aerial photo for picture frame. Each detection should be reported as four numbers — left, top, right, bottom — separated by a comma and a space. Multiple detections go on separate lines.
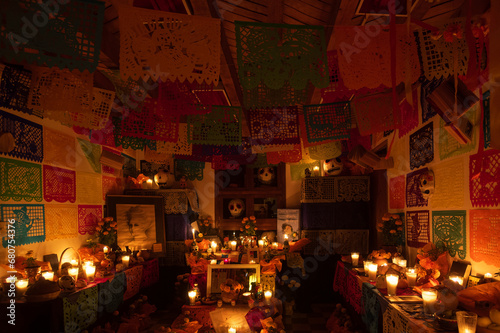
106, 195, 166, 256
206, 264, 260, 296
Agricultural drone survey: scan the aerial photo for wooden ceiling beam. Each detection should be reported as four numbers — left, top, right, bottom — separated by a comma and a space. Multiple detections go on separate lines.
268, 0, 284, 24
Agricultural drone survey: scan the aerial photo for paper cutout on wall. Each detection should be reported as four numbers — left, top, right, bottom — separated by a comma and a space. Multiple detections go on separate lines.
0, 64, 33, 114
158, 79, 212, 116
119, 4, 220, 84
0, 109, 43, 162
44, 128, 77, 169
90, 119, 120, 150
249, 107, 300, 146
43, 165, 76, 203
420, 77, 444, 124
308, 141, 342, 161
0, 0, 104, 72
417, 19, 469, 80
174, 159, 205, 181
483, 90, 491, 149
236, 21, 328, 108
0, 157, 42, 202
78, 139, 101, 174
78, 205, 102, 235
432, 157, 464, 209
352, 91, 400, 136
439, 104, 477, 160
102, 176, 122, 201
45, 204, 78, 241
389, 175, 406, 210
150, 123, 192, 157
63, 285, 98, 333
398, 89, 419, 138
267, 145, 302, 164
406, 168, 429, 208
469, 209, 500, 267
347, 127, 372, 153
100, 68, 146, 109
77, 172, 102, 204
1, 204, 45, 247
112, 116, 156, 151
406, 210, 430, 248
409, 122, 434, 170
303, 102, 351, 143
469, 149, 500, 207
334, 25, 420, 90
432, 210, 466, 259
187, 106, 242, 146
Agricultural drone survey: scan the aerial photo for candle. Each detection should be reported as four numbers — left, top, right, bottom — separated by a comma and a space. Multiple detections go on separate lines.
228, 328, 236, 333
264, 290, 272, 302
230, 241, 237, 251
450, 275, 464, 286
421, 288, 438, 314
41, 271, 54, 281
249, 260, 255, 264
386, 273, 399, 296
313, 166, 319, 176
258, 240, 264, 248
398, 259, 407, 268
368, 263, 378, 281
210, 259, 217, 265
15, 279, 28, 296
146, 179, 153, 188
192, 228, 195, 240
188, 290, 196, 305
85, 265, 96, 282
122, 255, 130, 268
68, 267, 79, 281
351, 252, 359, 266
272, 242, 278, 250
211, 241, 217, 253
456, 311, 478, 333
392, 257, 400, 265
406, 268, 417, 287
224, 258, 231, 264
70, 259, 78, 266
363, 260, 372, 276
485, 272, 493, 279
284, 234, 289, 240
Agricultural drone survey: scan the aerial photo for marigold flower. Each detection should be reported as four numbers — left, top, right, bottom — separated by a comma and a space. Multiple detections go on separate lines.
245, 225, 250, 229
395, 220, 403, 225
249, 216, 256, 220
103, 231, 109, 235
198, 233, 203, 238
254, 227, 258, 230
397, 227, 403, 231
377, 228, 383, 232
242, 220, 246, 224
104, 217, 113, 222
389, 230, 396, 234
242, 217, 249, 222
377, 223, 384, 228
240, 228, 244, 232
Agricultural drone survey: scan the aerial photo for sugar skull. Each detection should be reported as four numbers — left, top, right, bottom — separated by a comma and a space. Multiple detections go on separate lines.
323, 157, 343, 176
258, 167, 275, 184
419, 170, 435, 200
154, 169, 174, 189
58, 275, 76, 292
228, 199, 245, 218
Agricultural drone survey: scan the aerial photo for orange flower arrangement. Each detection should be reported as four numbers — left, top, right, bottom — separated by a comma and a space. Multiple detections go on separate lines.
239, 216, 257, 236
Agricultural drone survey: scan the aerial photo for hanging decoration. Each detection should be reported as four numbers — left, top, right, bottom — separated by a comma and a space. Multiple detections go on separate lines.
334, 25, 420, 91
389, 175, 406, 210
308, 141, 342, 161
123, 265, 143, 300
1, 204, 45, 247
352, 91, 400, 136
122, 153, 136, 179
187, 106, 242, 146
102, 176, 122, 201
151, 124, 192, 156
483, 90, 491, 149
398, 88, 419, 138
406, 210, 430, 248
158, 79, 212, 116
98, 272, 126, 314
43, 128, 76, 169
432, 210, 467, 259
174, 159, 205, 181
112, 116, 156, 151
248, 107, 300, 146
406, 168, 429, 208
63, 285, 98, 333
90, 119, 120, 150
417, 19, 469, 80
235, 21, 329, 108
76, 172, 102, 204
303, 101, 351, 143
0, 109, 43, 162
469, 209, 500, 267
470, 149, 500, 207
28, 67, 94, 116
0, 0, 104, 72
409, 122, 434, 170
420, 77, 444, 124
290, 160, 320, 181
347, 127, 372, 153
144, 147, 172, 164
100, 68, 146, 109
267, 144, 302, 164
118, 4, 220, 84
43, 165, 76, 203
77, 139, 101, 174
69, 87, 114, 130
0, 157, 42, 202
439, 105, 477, 160
77, 205, 102, 236
0, 64, 33, 114
45, 204, 78, 241
432, 157, 464, 209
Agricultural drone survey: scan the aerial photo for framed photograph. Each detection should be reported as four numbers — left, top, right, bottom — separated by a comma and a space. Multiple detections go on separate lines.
106, 195, 165, 256
277, 209, 300, 244
207, 264, 260, 296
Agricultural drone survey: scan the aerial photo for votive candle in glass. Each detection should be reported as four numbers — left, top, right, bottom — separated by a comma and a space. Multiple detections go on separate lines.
398, 259, 407, 268
230, 241, 237, 251
103, 246, 109, 254
210, 259, 217, 265
406, 268, 417, 287
258, 240, 264, 248
368, 263, 378, 281
41, 271, 54, 281
422, 288, 438, 315
386, 273, 399, 296
224, 258, 231, 264
484, 272, 493, 282
264, 290, 272, 302
351, 252, 359, 266
363, 260, 373, 276
456, 311, 478, 333
188, 290, 196, 305
211, 241, 217, 253
272, 242, 278, 250
15, 279, 28, 296
122, 255, 130, 268
85, 265, 96, 282
228, 328, 236, 333
70, 259, 78, 266
68, 267, 79, 281
450, 275, 464, 286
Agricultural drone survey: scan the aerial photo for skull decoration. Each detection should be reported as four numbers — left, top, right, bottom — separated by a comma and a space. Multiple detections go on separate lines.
323, 157, 343, 176
419, 170, 435, 200
228, 199, 245, 218
58, 275, 76, 292
258, 167, 275, 184
154, 169, 174, 189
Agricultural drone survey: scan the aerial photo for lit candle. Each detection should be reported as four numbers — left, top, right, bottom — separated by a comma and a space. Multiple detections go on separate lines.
363, 260, 372, 276
406, 268, 417, 287
68, 267, 79, 281
188, 290, 196, 305
228, 328, 236, 333
264, 290, 272, 302
249, 260, 255, 264
15, 279, 28, 296
272, 242, 278, 250
70, 259, 78, 266
284, 234, 289, 240
422, 288, 438, 315
258, 240, 264, 248
192, 228, 195, 240
386, 273, 399, 296
122, 255, 130, 268
456, 311, 478, 333
351, 252, 359, 266
450, 275, 464, 286
85, 265, 96, 282
211, 241, 217, 253
368, 263, 378, 281
224, 258, 231, 264
146, 179, 153, 188
313, 166, 320, 176
103, 246, 109, 254
484, 272, 493, 282
230, 241, 237, 251
210, 259, 217, 265
41, 271, 54, 281
398, 259, 407, 268
392, 257, 400, 265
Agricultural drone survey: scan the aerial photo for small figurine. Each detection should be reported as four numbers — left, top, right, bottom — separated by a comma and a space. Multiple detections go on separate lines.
304, 168, 312, 178
179, 175, 187, 189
